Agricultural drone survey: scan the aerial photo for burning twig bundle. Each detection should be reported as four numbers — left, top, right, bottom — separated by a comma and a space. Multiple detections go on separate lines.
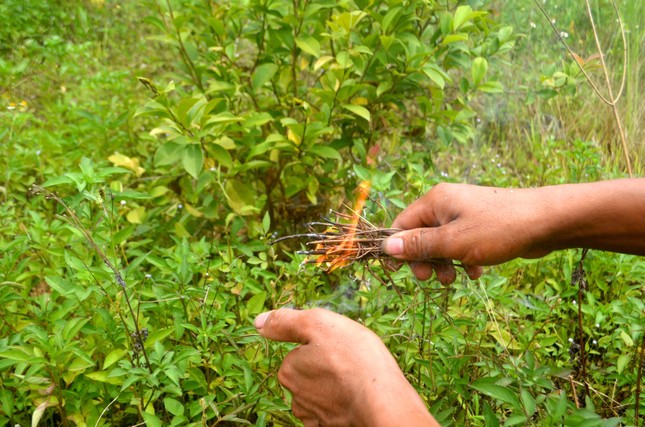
271, 210, 400, 272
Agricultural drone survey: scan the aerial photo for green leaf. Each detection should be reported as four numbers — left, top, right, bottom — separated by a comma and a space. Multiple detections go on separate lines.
309, 145, 342, 160
422, 64, 448, 89
164, 397, 185, 417
154, 142, 184, 167
45, 276, 74, 297
482, 401, 499, 426
85, 370, 123, 385
470, 382, 521, 409
103, 349, 127, 369
376, 80, 392, 97
453, 5, 473, 30
210, 143, 233, 169
145, 327, 173, 348
439, 12, 453, 34
341, 104, 371, 122
244, 112, 274, 128
479, 81, 504, 93
620, 330, 634, 347
295, 36, 321, 57
336, 51, 351, 69
0, 348, 32, 362
182, 144, 203, 179
381, 7, 401, 34
225, 179, 257, 216
247, 292, 266, 315
472, 57, 488, 86
520, 388, 536, 416
141, 412, 162, 427
262, 211, 271, 234
252, 63, 278, 91
616, 354, 630, 373
42, 175, 75, 187
134, 100, 169, 118
62, 317, 89, 341
504, 415, 528, 426
441, 33, 469, 45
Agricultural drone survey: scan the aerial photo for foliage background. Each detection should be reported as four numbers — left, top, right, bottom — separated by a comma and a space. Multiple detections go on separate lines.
0, 0, 643, 426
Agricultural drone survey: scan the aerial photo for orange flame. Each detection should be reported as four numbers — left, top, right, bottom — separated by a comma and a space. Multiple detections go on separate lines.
311, 179, 371, 272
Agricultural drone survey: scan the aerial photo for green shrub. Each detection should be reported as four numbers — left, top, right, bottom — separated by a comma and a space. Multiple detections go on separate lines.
136, 0, 514, 233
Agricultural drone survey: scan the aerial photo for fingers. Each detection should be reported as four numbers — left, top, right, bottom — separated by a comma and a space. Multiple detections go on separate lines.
410, 261, 455, 284
383, 228, 452, 261
255, 308, 310, 344
464, 264, 483, 280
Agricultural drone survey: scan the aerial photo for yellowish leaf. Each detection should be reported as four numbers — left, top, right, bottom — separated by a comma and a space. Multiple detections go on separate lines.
184, 203, 203, 217
287, 128, 301, 146
126, 206, 146, 224
108, 153, 145, 177
351, 97, 369, 106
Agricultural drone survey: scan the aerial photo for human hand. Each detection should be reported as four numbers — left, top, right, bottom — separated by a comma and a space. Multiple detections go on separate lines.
384, 183, 552, 284
255, 308, 439, 427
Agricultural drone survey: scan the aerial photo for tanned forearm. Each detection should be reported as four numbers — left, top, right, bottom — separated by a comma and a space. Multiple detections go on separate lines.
537, 178, 645, 255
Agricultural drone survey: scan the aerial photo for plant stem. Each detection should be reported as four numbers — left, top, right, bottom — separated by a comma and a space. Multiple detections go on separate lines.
533, 0, 632, 176
584, 0, 632, 176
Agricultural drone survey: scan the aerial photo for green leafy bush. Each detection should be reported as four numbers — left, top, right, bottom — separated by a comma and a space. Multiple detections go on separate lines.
136, 0, 514, 233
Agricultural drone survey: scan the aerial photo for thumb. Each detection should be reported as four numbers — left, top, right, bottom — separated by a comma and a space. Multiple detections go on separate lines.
255, 308, 310, 344
383, 228, 451, 261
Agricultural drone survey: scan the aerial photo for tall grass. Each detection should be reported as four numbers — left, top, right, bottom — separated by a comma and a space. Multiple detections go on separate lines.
491, 0, 643, 177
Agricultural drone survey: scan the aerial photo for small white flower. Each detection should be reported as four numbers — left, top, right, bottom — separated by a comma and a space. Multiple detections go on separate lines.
560, 31, 569, 38
530, 22, 537, 29
568, 337, 574, 343
592, 339, 598, 345
145, 273, 152, 279
572, 300, 577, 305
177, 204, 183, 209
120, 200, 126, 206
595, 323, 600, 328
210, 167, 216, 172
36, 150, 41, 156
551, 18, 556, 24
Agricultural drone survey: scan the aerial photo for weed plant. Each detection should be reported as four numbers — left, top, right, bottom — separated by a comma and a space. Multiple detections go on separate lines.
0, 0, 643, 426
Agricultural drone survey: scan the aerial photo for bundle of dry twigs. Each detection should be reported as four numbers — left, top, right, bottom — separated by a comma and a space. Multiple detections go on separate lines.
271, 210, 400, 272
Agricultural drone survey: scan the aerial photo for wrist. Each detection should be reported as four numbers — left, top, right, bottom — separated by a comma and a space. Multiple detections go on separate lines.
353, 369, 439, 427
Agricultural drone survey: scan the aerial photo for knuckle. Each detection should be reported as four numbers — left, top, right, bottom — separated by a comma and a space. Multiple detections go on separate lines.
277, 362, 293, 389
291, 400, 307, 419
408, 231, 429, 260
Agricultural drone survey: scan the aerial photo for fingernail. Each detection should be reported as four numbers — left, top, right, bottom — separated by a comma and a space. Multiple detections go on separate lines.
254, 311, 272, 329
383, 237, 403, 256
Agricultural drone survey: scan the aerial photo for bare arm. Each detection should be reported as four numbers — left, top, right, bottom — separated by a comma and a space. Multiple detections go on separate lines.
383, 179, 645, 284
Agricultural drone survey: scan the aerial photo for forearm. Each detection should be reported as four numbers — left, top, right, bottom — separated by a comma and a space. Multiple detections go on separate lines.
537, 178, 645, 255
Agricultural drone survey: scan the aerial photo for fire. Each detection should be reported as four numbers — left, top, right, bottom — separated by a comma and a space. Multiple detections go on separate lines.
311, 179, 371, 272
